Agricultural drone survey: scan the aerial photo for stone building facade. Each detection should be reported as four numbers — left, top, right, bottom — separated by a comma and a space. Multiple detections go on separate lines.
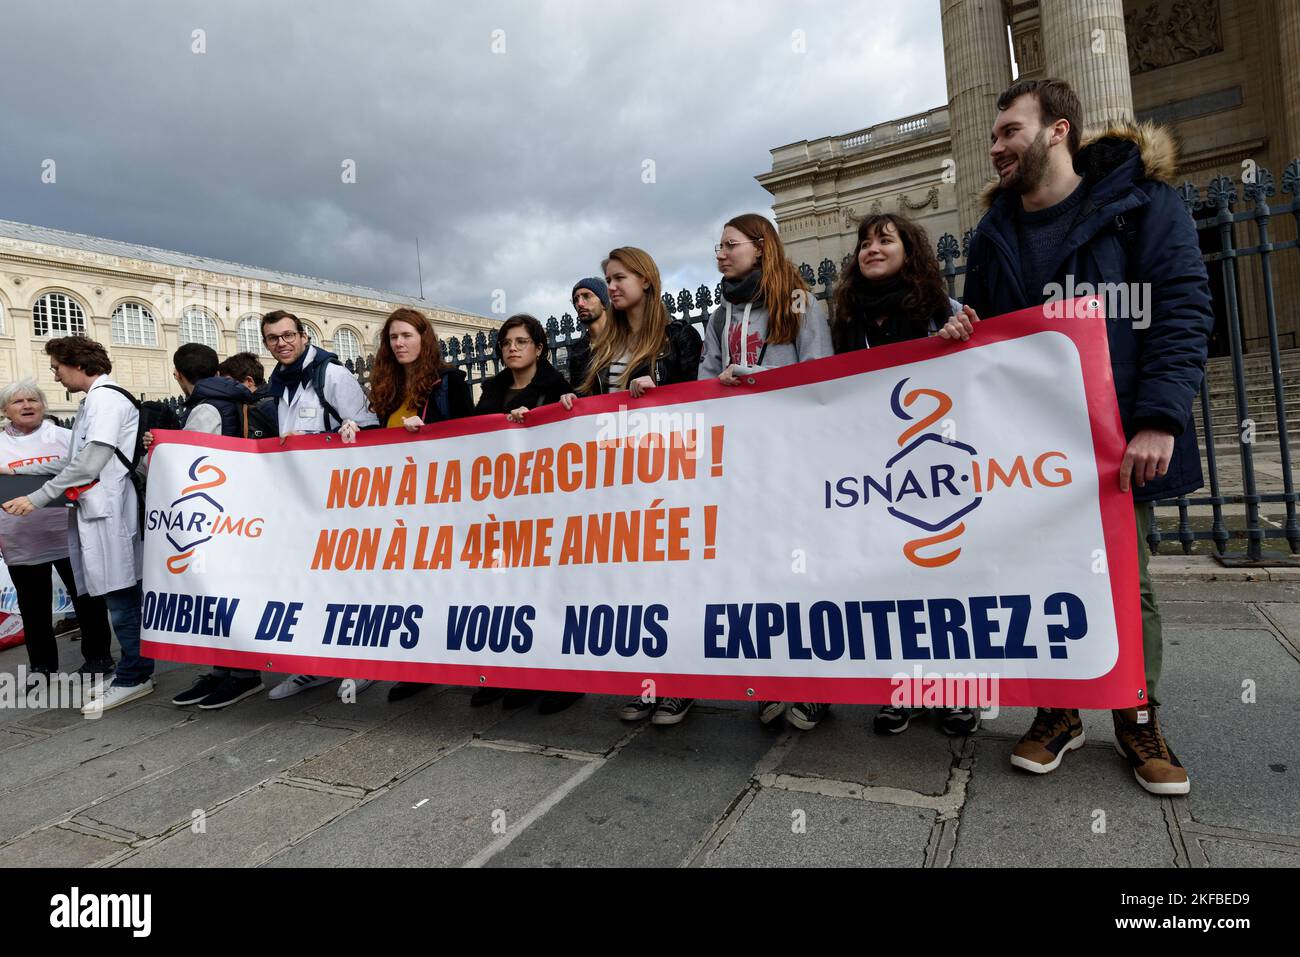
758, 0, 1300, 352
0, 219, 494, 417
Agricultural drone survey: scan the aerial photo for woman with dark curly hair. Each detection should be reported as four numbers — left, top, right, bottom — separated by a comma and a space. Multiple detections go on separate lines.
830, 213, 982, 738
830, 213, 970, 353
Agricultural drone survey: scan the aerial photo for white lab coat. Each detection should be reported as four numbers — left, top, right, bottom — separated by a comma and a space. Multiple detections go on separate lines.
276, 346, 378, 435
67, 376, 142, 597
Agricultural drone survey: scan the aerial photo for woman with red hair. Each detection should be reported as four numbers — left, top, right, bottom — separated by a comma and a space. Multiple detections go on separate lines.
369, 307, 472, 702
369, 307, 473, 430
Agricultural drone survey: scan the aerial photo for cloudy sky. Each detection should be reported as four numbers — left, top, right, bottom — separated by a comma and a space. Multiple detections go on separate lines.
1, 0, 949, 321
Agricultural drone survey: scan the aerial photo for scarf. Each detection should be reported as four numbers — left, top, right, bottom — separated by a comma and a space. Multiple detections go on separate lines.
269, 348, 311, 401
856, 276, 937, 347
855, 275, 909, 320
721, 269, 764, 306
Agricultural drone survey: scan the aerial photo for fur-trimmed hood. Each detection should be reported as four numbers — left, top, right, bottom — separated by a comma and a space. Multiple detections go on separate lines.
980, 121, 1180, 210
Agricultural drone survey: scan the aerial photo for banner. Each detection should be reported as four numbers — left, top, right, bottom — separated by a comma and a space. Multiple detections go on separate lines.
142, 299, 1144, 708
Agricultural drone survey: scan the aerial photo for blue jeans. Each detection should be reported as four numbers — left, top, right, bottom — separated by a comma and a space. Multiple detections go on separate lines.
104, 581, 153, 687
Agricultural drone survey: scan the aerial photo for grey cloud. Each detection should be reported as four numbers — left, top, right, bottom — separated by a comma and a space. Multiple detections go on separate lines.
1, 0, 947, 322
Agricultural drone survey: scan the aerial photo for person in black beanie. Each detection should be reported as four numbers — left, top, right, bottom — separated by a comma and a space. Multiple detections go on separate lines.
566, 277, 610, 389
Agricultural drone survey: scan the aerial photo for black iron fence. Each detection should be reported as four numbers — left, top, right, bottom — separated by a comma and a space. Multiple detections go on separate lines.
51, 158, 1300, 564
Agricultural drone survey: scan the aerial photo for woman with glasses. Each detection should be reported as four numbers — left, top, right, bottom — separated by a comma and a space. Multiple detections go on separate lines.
0, 379, 116, 692
557, 247, 702, 726
367, 307, 473, 702
475, 314, 572, 423
467, 314, 578, 714
695, 212, 835, 733
830, 212, 978, 737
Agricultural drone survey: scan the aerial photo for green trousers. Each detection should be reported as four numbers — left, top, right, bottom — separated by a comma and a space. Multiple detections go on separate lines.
1134, 501, 1163, 705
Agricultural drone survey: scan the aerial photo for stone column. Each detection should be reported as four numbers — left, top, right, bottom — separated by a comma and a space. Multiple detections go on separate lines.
1278, 0, 1300, 164
1041, 0, 1134, 132
941, 0, 1014, 237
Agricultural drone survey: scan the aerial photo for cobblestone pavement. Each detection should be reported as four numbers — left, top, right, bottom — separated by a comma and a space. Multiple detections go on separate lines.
1, 560, 1297, 868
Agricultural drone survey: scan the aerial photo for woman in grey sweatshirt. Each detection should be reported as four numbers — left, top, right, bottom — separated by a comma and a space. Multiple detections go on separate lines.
698, 216, 833, 382
623, 214, 833, 733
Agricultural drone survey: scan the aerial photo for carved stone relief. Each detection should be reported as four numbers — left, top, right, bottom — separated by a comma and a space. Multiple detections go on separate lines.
1125, 0, 1223, 75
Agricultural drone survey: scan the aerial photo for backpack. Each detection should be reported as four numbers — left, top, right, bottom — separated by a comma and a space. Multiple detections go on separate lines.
190, 391, 280, 440
98, 385, 181, 530
243, 394, 279, 439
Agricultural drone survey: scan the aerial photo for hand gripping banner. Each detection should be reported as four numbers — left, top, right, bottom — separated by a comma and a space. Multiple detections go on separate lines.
142, 298, 1145, 709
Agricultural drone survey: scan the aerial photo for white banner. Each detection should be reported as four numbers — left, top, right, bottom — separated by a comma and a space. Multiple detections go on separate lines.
142, 301, 1144, 708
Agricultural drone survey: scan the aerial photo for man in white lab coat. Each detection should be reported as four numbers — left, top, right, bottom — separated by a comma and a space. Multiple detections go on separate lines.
1, 337, 152, 713
259, 309, 380, 701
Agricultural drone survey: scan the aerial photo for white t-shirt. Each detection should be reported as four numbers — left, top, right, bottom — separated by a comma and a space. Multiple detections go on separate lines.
0, 421, 71, 565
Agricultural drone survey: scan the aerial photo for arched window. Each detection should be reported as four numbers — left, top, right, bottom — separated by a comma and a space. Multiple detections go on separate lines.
237, 316, 268, 355
32, 292, 87, 337
301, 321, 323, 346
179, 307, 220, 350
111, 302, 158, 346
0, 299, 6, 334
333, 327, 362, 362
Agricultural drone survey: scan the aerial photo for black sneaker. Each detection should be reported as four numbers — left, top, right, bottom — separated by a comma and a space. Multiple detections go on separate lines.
502, 688, 542, 709
758, 701, 787, 725
470, 686, 506, 707
939, 707, 981, 736
651, 697, 695, 725
620, 695, 656, 721
388, 681, 428, 702
787, 702, 829, 730
197, 674, 264, 710
172, 674, 223, 706
538, 691, 584, 715
873, 705, 916, 734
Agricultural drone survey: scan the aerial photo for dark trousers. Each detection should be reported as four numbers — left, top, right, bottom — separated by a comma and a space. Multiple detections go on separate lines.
8, 557, 113, 672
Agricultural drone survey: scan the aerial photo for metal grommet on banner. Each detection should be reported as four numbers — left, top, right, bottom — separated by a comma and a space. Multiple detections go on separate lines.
478, 675, 486, 684
1137, 689, 1145, 699
745, 377, 756, 385
745, 688, 755, 697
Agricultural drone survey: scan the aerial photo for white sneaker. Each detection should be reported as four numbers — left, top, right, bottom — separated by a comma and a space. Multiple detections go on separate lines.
81, 679, 154, 716
337, 678, 375, 700
268, 674, 333, 700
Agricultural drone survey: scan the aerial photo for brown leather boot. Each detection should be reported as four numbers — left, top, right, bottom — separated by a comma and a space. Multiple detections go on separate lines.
1113, 706, 1190, 795
1010, 708, 1084, 773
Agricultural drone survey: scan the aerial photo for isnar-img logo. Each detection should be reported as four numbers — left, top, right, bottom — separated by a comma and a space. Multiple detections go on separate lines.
146, 455, 264, 573
824, 378, 1073, 568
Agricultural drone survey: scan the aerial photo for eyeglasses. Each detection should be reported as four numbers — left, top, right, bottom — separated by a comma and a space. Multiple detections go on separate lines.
263, 332, 300, 346
502, 337, 536, 350
714, 239, 762, 254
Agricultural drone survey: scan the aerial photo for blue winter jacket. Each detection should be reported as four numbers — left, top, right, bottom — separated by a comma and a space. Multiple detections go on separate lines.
961, 122, 1214, 502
